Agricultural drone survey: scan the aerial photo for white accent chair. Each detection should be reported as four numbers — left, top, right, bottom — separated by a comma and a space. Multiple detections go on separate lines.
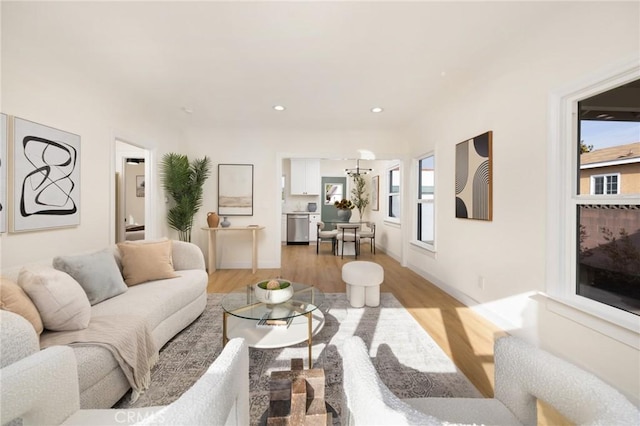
317, 221, 338, 255
342, 335, 640, 426
1, 310, 250, 426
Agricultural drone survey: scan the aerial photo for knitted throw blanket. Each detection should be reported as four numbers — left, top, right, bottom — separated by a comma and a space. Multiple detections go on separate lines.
40, 315, 158, 402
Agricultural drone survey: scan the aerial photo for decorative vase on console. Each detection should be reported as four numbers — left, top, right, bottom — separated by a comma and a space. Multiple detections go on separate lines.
221, 217, 231, 228
207, 212, 220, 228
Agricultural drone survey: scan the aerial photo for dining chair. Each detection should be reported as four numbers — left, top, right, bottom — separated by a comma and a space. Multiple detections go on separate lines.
358, 222, 376, 254
336, 223, 361, 259
316, 221, 338, 255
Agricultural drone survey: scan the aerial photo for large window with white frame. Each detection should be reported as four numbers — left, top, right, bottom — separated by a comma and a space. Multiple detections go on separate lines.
575, 81, 639, 318
549, 67, 639, 339
387, 165, 401, 221
417, 154, 435, 248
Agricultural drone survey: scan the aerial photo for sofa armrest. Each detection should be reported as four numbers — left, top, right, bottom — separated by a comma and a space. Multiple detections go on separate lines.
1, 345, 80, 426
0, 310, 40, 368
494, 336, 640, 425
171, 241, 206, 271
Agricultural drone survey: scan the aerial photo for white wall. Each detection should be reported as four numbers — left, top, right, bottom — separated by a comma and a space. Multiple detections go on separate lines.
0, 7, 181, 268
402, 2, 640, 403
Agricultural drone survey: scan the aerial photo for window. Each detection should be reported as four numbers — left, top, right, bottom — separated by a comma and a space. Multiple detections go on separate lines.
549, 67, 640, 340
417, 155, 435, 247
590, 174, 619, 195
387, 166, 401, 221
576, 84, 640, 318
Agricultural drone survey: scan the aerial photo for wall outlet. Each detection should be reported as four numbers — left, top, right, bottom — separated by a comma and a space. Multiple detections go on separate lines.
478, 276, 485, 290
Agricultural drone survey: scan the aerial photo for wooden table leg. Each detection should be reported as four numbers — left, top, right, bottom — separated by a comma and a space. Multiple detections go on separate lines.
222, 311, 228, 347
252, 228, 258, 274
208, 230, 217, 273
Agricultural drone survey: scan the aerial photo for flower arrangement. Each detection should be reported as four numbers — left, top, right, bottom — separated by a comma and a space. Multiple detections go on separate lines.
334, 199, 355, 210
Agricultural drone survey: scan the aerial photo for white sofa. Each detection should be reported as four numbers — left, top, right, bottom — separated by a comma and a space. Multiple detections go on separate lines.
0, 332, 249, 426
0, 240, 208, 409
343, 335, 640, 425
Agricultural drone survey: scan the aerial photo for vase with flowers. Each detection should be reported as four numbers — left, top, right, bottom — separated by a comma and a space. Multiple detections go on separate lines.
334, 198, 355, 222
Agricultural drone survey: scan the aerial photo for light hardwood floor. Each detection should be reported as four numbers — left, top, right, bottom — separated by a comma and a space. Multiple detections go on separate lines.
207, 243, 566, 425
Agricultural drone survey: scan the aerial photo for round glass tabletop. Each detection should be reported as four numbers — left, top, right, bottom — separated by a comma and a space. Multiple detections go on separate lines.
221, 282, 325, 321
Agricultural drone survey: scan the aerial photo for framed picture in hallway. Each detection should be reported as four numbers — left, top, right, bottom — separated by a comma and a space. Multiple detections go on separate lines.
371, 175, 379, 211
218, 163, 253, 216
455, 131, 492, 221
12, 117, 81, 232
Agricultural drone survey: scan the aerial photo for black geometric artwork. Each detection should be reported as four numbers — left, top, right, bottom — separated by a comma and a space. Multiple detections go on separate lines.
13, 118, 80, 232
455, 131, 492, 221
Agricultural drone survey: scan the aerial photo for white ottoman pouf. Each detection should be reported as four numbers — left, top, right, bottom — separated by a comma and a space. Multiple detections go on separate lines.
342, 261, 384, 308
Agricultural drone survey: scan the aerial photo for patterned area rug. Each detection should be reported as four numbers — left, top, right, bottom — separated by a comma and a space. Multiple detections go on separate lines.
115, 293, 481, 424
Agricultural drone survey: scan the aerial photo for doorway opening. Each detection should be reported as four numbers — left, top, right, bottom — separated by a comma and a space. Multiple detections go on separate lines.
114, 140, 151, 243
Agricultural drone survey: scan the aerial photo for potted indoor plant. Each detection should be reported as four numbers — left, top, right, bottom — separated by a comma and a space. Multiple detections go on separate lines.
334, 198, 355, 222
350, 174, 370, 221
160, 153, 212, 242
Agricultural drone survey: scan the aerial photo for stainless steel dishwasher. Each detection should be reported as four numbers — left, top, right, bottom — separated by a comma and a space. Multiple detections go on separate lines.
287, 214, 309, 245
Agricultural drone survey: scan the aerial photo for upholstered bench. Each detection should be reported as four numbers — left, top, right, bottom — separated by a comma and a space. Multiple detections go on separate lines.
342, 261, 384, 308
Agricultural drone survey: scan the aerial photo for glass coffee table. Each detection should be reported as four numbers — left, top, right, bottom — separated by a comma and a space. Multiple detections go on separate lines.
221, 282, 325, 368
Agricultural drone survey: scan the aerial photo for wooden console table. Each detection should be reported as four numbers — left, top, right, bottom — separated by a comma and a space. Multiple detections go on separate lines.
201, 226, 265, 273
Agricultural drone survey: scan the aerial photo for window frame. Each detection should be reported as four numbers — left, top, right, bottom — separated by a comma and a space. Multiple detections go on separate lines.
415, 153, 436, 252
589, 173, 620, 195
547, 59, 639, 346
386, 164, 401, 224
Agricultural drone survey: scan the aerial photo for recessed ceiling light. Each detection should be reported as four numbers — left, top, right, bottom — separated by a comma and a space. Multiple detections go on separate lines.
371, 107, 384, 113
273, 105, 286, 111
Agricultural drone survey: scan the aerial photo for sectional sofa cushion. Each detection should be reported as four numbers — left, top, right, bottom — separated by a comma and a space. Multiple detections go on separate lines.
117, 240, 178, 286
0, 277, 44, 335
53, 249, 128, 305
19, 267, 91, 331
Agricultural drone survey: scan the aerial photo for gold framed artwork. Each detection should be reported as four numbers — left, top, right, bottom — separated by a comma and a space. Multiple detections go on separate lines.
455, 131, 492, 221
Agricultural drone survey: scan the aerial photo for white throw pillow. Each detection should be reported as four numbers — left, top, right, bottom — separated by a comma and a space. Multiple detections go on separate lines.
18, 267, 91, 331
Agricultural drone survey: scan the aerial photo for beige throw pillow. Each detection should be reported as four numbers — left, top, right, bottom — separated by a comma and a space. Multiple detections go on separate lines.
117, 240, 178, 286
18, 267, 91, 331
0, 277, 44, 335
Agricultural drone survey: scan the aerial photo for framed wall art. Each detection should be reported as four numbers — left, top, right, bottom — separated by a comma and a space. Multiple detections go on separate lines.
218, 163, 253, 216
136, 175, 145, 197
371, 175, 379, 211
455, 130, 492, 221
12, 117, 80, 232
0, 113, 7, 233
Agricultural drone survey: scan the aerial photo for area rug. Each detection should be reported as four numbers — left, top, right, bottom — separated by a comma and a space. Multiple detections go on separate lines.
115, 293, 481, 425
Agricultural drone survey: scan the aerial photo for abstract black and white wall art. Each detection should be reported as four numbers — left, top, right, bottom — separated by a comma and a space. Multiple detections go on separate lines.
0, 114, 7, 233
455, 131, 492, 221
12, 117, 80, 232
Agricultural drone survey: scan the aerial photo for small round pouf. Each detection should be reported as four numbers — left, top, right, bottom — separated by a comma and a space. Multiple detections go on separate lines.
342, 261, 384, 308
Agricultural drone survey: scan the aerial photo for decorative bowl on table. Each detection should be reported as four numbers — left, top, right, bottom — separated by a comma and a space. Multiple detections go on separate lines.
254, 279, 293, 304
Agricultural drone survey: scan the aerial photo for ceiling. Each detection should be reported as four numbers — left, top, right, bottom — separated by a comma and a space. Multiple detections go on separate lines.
4, 1, 564, 132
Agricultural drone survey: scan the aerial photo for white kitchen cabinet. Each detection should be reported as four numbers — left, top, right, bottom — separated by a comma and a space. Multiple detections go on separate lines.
309, 214, 320, 242
290, 159, 320, 195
